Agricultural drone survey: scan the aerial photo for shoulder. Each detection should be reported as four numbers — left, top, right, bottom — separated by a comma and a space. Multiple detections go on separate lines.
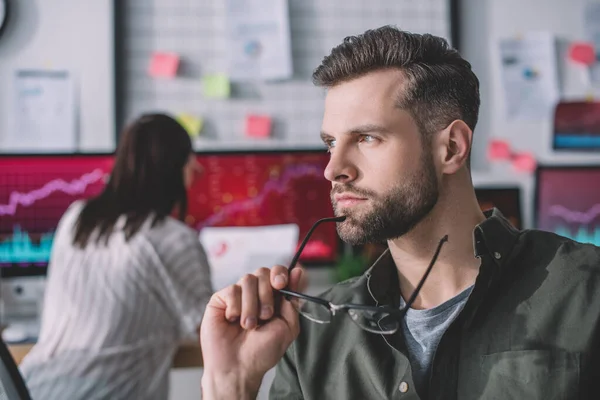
516, 229, 600, 267
53, 200, 86, 238
512, 229, 600, 286
144, 217, 198, 242
139, 217, 206, 259
61, 200, 86, 223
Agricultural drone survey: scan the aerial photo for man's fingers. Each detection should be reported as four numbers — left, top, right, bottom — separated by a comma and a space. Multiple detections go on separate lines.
270, 265, 289, 289
240, 275, 259, 329
289, 266, 307, 293
279, 268, 304, 336
255, 267, 274, 320
221, 284, 242, 322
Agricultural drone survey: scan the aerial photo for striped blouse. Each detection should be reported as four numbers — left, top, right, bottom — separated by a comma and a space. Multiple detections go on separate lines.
19, 201, 213, 399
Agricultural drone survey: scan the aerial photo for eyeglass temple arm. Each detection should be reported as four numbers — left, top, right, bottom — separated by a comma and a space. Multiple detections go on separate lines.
287, 216, 346, 271
403, 235, 449, 310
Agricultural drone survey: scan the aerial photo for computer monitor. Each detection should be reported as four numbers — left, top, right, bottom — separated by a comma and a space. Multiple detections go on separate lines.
535, 165, 600, 246
0, 154, 114, 277
191, 150, 337, 265
0, 149, 338, 278
475, 186, 523, 229
552, 101, 600, 151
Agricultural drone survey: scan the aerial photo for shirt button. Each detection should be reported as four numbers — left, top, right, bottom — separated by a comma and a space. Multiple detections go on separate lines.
399, 382, 409, 393
493, 251, 501, 259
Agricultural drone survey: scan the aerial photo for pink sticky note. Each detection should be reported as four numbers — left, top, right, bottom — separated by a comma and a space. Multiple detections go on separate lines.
512, 152, 537, 173
487, 139, 512, 161
245, 115, 272, 138
569, 42, 596, 66
148, 52, 180, 78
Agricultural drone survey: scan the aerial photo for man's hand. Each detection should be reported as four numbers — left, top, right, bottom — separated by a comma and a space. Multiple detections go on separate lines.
200, 265, 305, 400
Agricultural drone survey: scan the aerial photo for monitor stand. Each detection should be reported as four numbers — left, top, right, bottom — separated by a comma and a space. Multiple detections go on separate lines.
0, 276, 45, 343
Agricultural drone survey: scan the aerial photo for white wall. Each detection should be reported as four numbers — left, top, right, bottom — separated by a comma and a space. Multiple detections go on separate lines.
0, 0, 115, 152
463, 0, 600, 170
460, 0, 600, 231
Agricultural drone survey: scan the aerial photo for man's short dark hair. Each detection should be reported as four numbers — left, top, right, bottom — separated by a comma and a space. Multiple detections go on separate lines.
313, 26, 480, 154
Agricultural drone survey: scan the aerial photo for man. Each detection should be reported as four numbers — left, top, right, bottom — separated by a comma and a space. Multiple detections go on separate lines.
199, 26, 600, 400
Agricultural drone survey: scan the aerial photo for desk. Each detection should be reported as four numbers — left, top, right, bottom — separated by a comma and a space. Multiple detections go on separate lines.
7, 343, 203, 368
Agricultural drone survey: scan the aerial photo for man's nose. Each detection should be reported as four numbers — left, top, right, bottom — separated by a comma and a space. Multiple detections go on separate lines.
324, 147, 358, 184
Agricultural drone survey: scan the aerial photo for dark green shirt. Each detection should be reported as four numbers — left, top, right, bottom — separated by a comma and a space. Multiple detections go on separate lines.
270, 209, 600, 399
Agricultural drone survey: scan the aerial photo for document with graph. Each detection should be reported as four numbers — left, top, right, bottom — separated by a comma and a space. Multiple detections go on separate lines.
199, 224, 299, 291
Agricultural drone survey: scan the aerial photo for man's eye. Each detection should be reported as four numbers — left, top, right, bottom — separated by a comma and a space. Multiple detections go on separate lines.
325, 139, 336, 149
359, 135, 377, 143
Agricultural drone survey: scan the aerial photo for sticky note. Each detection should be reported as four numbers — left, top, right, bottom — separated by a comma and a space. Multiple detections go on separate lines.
245, 115, 272, 138
148, 52, 180, 78
585, 92, 595, 102
569, 42, 596, 65
176, 113, 203, 138
203, 73, 231, 99
487, 139, 511, 161
512, 152, 536, 173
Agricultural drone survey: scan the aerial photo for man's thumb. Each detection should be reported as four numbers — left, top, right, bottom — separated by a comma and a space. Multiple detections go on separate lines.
289, 267, 306, 293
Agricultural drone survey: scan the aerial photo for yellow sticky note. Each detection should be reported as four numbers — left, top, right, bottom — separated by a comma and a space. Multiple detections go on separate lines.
177, 113, 203, 137
203, 73, 231, 99
585, 92, 595, 102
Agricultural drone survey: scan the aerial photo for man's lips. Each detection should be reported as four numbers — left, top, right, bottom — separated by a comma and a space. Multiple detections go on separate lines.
334, 194, 368, 207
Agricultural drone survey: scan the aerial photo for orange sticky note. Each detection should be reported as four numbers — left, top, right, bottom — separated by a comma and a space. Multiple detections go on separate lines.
487, 139, 511, 161
569, 42, 596, 65
245, 115, 272, 138
512, 152, 536, 173
148, 52, 180, 78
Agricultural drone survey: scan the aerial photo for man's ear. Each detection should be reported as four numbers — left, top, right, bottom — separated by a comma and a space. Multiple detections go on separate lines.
434, 120, 472, 175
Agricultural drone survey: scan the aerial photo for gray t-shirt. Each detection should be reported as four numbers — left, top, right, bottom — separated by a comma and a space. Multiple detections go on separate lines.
400, 285, 474, 398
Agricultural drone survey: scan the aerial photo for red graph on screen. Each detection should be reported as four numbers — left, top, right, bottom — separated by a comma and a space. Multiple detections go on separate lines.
537, 168, 600, 248
198, 163, 323, 228
188, 153, 336, 262
1, 152, 338, 267
0, 169, 107, 216
548, 204, 600, 224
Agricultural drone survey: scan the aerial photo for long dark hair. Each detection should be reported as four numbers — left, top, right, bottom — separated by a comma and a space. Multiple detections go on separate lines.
73, 113, 193, 248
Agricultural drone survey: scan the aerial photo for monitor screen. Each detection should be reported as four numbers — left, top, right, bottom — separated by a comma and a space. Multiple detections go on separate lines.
190, 150, 337, 264
535, 166, 600, 246
0, 150, 338, 276
0, 155, 114, 277
552, 101, 600, 151
475, 187, 523, 229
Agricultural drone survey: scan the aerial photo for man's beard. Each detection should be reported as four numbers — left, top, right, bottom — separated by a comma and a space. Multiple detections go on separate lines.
331, 151, 439, 245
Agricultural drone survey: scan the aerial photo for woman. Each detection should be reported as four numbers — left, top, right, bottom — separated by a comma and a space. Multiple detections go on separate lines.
19, 113, 213, 399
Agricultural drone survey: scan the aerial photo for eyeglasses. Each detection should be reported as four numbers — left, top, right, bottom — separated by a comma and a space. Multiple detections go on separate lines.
279, 216, 448, 334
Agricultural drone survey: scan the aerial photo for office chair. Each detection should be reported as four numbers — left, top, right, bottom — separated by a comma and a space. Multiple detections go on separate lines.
0, 338, 31, 400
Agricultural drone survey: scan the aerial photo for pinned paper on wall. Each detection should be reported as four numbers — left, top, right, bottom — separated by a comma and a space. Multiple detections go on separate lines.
584, 3, 600, 56
176, 113, 204, 138
148, 52, 180, 78
497, 32, 560, 120
202, 73, 231, 99
9, 70, 77, 152
245, 114, 272, 138
568, 42, 596, 65
584, 3, 600, 85
224, 0, 293, 81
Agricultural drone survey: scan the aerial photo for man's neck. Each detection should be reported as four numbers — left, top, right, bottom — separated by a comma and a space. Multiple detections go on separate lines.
388, 190, 485, 310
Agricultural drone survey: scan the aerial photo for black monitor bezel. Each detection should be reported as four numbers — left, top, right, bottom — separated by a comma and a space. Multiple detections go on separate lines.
474, 185, 523, 230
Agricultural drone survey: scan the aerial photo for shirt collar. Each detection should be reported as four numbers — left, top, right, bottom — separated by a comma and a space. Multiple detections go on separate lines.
364, 208, 520, 306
